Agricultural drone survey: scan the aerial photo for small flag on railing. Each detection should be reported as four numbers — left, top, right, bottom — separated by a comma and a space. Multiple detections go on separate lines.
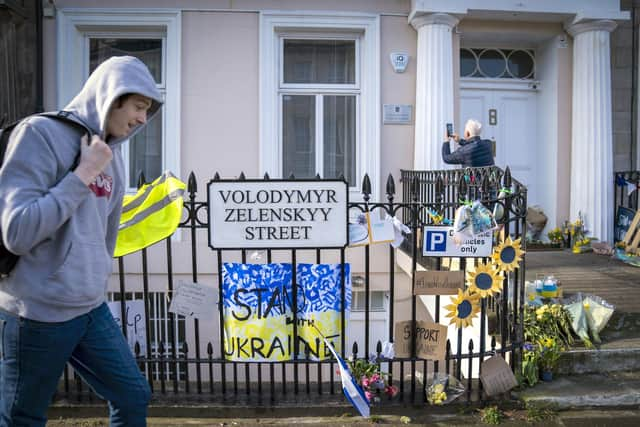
323, 338, 370, 418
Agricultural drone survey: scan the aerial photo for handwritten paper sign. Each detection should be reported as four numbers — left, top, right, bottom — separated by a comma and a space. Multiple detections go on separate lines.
480, 355, 518, 396
222, 262, 351, 361
108, 300, 147, 355
208, 180, 348, 249
394, 320, 447, 360
168, 281, 217, 319
349, 212, 395, 246
414, 271, 464, 295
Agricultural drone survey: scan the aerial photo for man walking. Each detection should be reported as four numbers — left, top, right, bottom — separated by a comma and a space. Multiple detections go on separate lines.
0, 56, 162, 426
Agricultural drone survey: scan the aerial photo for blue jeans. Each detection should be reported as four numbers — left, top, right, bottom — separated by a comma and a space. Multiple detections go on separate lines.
0, 303, 150, 427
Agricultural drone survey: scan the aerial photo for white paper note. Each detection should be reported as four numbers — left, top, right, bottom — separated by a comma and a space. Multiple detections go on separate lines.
168, 281, 217, 319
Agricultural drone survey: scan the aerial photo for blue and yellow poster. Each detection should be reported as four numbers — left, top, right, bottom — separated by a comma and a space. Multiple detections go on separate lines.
222, 263, 351, 361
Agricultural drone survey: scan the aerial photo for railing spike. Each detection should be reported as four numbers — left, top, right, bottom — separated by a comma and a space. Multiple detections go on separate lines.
315, 173, 321, 180
207, 342, 213, 355
213, 172, 220, 181
458, 173, 467, 197
188, 171, 198, 193
352, 341, 359, 358
288, 172, 295, 179
263, 172, 270, 180
503, 166, 512, 188
137, 171, 146, 189
238, 172, 246, 180
362, 174, 372, 199
386, 174, 395, 198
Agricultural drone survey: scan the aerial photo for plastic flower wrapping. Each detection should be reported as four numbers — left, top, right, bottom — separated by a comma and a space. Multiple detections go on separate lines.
425, 373, 466, 405
470, 200, 497, 235
492, 189, 510, 222
582, 294, 615, 344
453, 204, 473, 238
562, 294, 594, 348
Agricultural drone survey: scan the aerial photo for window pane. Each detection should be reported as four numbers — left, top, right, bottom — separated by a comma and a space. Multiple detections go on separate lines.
283, 39, 355, 84
478, 49, 506, 78
460, 48, 477, 77
507, 50, 535, 79
323, 95, 355, 185
89, 38, 162, 83
283, 95, 315, 178
129, 112, 162, 187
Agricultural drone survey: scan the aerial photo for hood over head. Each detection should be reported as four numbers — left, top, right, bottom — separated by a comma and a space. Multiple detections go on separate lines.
64, 56, 163, 144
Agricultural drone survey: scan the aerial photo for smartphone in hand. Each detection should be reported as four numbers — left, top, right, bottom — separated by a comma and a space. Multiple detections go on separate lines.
446, 123, 453, 138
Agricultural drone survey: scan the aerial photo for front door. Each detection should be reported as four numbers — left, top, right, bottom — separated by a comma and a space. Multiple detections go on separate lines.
460, 85, 538, 206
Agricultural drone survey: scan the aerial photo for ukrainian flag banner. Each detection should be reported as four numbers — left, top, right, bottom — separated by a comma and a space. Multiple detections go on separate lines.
221, 262, 350, 362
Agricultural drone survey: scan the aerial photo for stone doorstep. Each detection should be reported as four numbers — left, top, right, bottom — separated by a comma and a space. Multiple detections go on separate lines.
515, 371, 640, 411
557, 347, 640, 375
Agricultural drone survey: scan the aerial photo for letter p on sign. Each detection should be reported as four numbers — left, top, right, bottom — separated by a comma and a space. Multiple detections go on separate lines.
427, 230, 446, 252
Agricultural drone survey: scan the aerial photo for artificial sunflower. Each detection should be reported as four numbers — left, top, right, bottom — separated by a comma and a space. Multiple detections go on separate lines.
492, 236, 525, 272
466, 262, 503, 298
444, 289, 480, 329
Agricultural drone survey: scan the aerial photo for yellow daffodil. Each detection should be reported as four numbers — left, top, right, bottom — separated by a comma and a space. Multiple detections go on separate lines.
445, 289, 480, 329
467, 262, 504, 298
492, 236, 525, 272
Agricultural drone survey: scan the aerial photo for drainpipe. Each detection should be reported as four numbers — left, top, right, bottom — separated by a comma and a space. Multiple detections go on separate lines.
35, 0, 43, 113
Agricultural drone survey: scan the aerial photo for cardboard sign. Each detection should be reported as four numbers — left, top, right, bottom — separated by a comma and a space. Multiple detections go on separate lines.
423, 226, 493, 257
394, 320, 447, 360
414, 270, 464, 295
168, 281, 217, 319
108, 300, 147, 355
480, 355, 518, 396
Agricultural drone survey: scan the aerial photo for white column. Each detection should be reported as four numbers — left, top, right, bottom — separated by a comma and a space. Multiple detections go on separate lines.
567, 20, 617, 243
410, 13, 459, 171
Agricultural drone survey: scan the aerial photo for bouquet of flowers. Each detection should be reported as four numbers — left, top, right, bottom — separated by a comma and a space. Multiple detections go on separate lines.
346, 357, 398, 403
425, 373, 465, 405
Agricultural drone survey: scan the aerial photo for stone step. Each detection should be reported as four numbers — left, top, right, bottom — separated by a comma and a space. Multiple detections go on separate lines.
515, 371, 640, 410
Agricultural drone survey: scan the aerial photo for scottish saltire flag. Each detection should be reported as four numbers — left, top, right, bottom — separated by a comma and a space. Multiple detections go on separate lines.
323, 337, 370, 418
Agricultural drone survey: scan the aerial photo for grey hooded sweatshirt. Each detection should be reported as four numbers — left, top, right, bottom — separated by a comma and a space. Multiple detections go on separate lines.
0, 56, 162, 322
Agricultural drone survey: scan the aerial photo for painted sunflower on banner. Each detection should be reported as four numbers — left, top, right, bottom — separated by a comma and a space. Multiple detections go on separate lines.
445, 290, 480, 328
467, 262, 503, 298
492, 236, 525, 272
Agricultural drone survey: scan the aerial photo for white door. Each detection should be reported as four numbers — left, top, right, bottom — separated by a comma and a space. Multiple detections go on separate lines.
460, 86, 538, 206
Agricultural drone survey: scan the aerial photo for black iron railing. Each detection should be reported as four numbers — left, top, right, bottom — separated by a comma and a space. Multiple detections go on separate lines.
55, 167, 526, 407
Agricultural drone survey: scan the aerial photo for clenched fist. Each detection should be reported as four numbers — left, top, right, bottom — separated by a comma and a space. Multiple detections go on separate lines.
73, 135, 113, 186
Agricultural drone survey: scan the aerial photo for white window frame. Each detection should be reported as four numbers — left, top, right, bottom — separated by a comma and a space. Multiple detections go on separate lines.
260, 11, 380, 200
57, 9, 181, 192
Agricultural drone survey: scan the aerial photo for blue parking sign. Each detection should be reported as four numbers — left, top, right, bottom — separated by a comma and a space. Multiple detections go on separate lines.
422, 226, 493, 257
425, 230, 447, 252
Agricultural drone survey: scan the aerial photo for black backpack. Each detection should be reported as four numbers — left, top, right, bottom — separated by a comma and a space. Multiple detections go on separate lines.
0, 111, 92, 278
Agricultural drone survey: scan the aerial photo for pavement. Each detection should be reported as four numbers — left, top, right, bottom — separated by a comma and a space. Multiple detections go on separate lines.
46, 408, 640, 426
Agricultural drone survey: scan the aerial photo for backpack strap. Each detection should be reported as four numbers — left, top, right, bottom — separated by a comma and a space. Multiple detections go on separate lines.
38, 111, 94, 138
37, 111, 95, 171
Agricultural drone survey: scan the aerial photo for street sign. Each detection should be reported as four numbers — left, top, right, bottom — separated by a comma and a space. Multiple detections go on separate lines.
207, 179, 348, 249
422, 226, 493, 257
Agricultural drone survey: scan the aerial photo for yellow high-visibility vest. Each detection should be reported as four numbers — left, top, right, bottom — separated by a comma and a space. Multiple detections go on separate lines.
114, 171, 186, 257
